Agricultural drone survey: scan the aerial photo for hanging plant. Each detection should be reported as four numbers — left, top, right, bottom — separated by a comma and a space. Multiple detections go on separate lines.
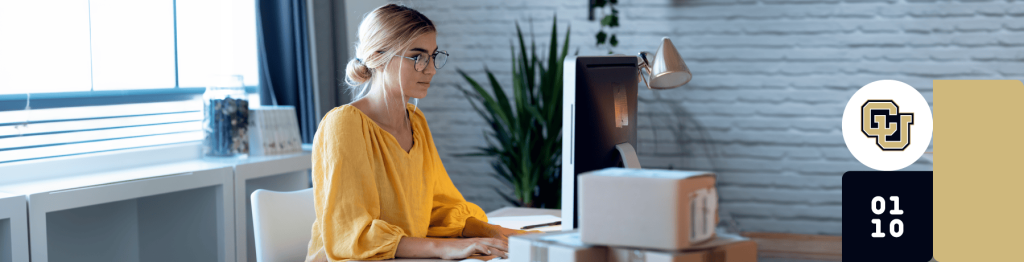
594, 0, 619, 54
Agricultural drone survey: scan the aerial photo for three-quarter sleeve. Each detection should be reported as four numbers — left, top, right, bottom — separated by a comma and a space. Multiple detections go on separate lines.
426, 168, 488, 237
312, 109, 408, 260
423, 128, 488, 237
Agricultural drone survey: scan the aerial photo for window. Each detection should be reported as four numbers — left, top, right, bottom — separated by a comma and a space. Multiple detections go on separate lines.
0, 0, 258, 164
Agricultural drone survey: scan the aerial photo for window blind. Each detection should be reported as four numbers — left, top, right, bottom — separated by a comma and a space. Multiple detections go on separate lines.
0, 100, 203, 164
0, 0, 260, 164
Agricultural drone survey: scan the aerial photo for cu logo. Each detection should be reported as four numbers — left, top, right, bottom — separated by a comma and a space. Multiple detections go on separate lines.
861, 100, 914, 151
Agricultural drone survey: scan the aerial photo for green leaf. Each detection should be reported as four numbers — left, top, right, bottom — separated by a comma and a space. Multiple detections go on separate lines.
455, 152, 493, 157
528, 19, 538, 103
540, 135, 558, 160
485, 67, 514, 128
515, 22, 532, 95
609, 14, 619, 27
610, 34, 618, 47
519, 131, 532, 204
513, 64, 527, 140
526, 105, 547, 128
596, 31, 607, 45
594, 0, 606, 8
458, 69, 513, 133
546, 14, 559, 99
455, 85, 494, 124
547, 24, 570, 121
490, 161, 514, 187
600, 15, 613, 26
544, 24, 569, 119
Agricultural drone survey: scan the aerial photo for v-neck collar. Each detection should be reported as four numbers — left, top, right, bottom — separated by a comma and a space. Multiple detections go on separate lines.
347, 104, 418, 156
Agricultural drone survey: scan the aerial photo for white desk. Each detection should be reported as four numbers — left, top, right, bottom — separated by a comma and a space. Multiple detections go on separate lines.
0, 160, 236, 262
0, 192, 28, 262
351, 207, 562, 262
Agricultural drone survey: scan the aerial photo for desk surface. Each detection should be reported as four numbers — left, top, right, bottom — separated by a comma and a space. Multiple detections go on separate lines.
352, 207, 561, 262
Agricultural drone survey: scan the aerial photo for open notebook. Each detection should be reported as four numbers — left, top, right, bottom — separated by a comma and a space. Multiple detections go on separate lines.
459, 258, 508, 262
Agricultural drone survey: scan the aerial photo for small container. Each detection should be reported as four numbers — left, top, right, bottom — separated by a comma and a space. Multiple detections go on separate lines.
202, 75, 249, 157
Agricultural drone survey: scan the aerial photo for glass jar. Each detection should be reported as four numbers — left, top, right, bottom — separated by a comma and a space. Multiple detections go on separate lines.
202, 75, 249, 157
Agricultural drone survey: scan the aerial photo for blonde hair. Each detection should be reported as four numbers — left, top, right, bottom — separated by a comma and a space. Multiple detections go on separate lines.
345, 4, 436, 103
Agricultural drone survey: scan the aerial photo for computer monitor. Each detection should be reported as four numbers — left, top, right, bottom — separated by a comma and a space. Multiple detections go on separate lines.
561, 55, 640, 230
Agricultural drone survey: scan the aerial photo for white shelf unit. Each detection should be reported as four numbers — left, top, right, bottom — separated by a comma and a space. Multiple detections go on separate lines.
0, 142, 313, 262
219, 151, 312, 262
0, 161, 236, 262
0, 193, 28, 262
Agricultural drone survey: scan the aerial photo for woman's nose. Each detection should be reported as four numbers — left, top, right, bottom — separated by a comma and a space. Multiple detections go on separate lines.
423, 62, 437, 75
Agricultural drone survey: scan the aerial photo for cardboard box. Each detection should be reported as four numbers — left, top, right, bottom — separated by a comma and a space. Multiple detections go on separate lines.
607, 233, 758, 262
579, 168, 718, 250
608, 248, 706, 262
509, 230, 607, 262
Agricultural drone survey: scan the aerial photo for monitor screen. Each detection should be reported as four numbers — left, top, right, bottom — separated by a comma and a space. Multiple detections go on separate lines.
561, 55, 639, 230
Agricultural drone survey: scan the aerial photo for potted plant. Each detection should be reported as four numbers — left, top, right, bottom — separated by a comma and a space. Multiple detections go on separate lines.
456, 15, 572, 208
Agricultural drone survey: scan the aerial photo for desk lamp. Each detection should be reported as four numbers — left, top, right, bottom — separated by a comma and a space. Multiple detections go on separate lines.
639, 37, 692, 90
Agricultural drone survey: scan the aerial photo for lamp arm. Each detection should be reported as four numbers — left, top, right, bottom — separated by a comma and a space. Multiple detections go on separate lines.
638, 66, 652, 90
637, 51, 655, 89
638, 51, 653, 67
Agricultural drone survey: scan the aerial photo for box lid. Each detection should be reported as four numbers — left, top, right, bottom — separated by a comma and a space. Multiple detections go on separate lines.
511, 230, 597, 249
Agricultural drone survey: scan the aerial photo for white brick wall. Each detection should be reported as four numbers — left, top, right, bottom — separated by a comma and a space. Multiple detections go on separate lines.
396, 0, 1022, 236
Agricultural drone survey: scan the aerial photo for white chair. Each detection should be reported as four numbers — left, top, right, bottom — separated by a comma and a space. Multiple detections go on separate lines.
251, 188, 316, 262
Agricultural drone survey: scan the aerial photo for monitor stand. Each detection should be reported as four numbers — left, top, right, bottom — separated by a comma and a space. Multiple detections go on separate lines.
614, 143, 642, 169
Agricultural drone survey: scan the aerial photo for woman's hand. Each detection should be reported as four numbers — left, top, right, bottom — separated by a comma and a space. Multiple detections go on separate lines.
462, 217, 543, 241
491, 224, 544, 241
436, 237, 509, 260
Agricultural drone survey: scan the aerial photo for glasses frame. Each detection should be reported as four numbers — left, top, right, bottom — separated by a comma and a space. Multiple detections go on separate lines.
393, 50, 448, 72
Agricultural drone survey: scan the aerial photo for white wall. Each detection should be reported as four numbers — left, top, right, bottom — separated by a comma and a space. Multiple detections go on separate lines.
392, 0, 1024, 236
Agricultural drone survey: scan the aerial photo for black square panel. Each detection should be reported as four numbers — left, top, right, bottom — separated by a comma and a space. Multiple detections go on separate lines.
843, 171, 933, 262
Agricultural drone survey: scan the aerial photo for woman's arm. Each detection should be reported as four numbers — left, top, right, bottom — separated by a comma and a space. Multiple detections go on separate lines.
395, 236, 509, 259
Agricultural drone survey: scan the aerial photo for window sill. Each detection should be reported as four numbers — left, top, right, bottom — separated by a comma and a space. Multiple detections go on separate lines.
0, 142, 312, 196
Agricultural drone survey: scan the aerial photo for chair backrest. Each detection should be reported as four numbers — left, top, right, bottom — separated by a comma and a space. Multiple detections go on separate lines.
251, 188, 316, 262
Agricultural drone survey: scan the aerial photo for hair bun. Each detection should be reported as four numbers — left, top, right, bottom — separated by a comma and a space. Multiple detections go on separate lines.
345, 57, 372, 85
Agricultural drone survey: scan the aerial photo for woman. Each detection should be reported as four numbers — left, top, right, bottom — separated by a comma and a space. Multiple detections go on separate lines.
305, 4, 537, 262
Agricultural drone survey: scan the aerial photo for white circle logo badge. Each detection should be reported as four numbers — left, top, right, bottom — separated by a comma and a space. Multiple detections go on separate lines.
842, 80, 932, 171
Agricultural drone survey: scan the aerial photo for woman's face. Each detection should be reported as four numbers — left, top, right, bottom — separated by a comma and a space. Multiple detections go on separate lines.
383, 32, 437, 99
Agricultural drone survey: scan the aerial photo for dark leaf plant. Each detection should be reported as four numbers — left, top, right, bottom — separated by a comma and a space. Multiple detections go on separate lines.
456, 15, 572, 208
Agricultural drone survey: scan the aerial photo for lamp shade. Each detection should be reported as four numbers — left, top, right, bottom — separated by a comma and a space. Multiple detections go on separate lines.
645, 37, 691, 89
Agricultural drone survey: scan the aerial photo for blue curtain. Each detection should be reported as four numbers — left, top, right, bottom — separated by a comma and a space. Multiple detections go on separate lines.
257, 0, 316, 143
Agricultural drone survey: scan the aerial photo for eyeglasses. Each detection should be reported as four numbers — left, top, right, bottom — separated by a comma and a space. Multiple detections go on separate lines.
394, 50, 448, 72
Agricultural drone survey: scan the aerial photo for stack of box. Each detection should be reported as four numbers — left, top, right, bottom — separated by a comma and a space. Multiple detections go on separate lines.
509, 167, 758, 262
247, 106, 303, 156
604, 233, 757, 262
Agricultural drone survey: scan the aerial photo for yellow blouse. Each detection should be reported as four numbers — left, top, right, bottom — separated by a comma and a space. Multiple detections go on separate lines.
305, 103, 488, 262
